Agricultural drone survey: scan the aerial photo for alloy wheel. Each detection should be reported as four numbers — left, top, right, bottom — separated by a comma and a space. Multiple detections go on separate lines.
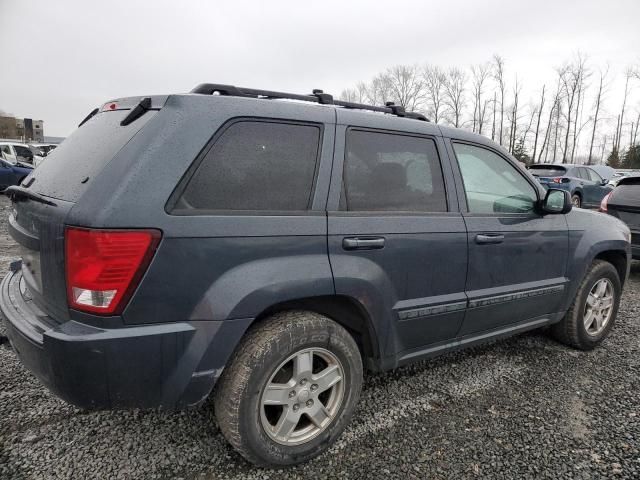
260, 347, 345, 445
583, 278, 614, 336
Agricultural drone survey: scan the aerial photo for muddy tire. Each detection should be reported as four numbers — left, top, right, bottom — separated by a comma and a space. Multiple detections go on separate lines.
214, 311, 363, 466
551, 260, 621, 350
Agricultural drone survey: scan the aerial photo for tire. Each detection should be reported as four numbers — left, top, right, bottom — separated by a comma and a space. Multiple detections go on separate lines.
571, 193, 582, 208
550, 260, 621, 350
214, 311, 363, 466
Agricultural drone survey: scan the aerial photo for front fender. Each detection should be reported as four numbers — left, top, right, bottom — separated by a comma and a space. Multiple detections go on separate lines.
562, 209, 631, 311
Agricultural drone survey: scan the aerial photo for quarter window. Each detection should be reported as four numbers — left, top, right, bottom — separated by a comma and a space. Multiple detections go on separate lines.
179, 121, 321, 211
453, 143, 537, 214
341, 130, 447, 212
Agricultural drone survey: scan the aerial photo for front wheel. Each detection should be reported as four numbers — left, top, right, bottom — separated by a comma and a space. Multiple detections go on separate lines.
214, 311, 363, 466
551, 260, 621, 350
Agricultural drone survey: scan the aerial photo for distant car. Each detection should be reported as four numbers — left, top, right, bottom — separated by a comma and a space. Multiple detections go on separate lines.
589, 164, 615, 183
601, 176, 640, 259
0, 158, 32, 191
528, 163, 612, 208
608, 171, 640, 187
0, 141, 44, 166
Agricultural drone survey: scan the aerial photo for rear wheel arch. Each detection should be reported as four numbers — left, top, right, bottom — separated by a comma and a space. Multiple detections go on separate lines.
253, 295, 381, 368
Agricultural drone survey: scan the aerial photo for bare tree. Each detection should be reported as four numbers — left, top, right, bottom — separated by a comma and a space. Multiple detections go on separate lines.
492, 55, 506, 145
558, 55, 587, 162
422, 65, 446, 123
471, 63, 491, 134
531, 85, 546, 163
507, 77, 522, 153
384, 65, 424, 111
491, 92, 497, 141
615, 68, 632, 152
588, 66, 608, 164
570, 59, 590, 162
443, 67, 467, 128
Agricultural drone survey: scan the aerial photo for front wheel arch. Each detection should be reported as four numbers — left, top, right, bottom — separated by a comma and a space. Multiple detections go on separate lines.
595, 250, 628, 288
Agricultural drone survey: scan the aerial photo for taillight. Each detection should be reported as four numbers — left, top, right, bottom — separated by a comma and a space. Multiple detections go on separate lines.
65, 227, 161, 315
599, 192, 612, 213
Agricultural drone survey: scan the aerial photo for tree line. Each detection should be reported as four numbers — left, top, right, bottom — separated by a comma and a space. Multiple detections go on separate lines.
339, 55, 640, 169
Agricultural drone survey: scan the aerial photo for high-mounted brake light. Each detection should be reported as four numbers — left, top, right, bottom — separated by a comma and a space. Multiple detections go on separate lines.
599, 192, 612, 212
65, 227, 161, 315
101, 102, 119, 112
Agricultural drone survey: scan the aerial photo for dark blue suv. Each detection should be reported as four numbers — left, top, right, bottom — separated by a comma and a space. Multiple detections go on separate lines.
528, 163, 612, 209
0, 85, 632, 466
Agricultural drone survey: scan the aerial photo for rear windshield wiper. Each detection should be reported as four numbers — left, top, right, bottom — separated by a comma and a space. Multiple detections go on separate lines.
5, 186, 57, 207
120, 97, 152, 126
78, 107, 99, 127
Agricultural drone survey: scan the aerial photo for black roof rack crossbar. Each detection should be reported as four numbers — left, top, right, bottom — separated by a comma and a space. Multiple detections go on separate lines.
190, 83, 429, 122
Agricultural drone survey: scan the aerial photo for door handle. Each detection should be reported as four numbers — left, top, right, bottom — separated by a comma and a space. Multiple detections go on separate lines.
342, 237, 385, 250
475, 233, 505, 245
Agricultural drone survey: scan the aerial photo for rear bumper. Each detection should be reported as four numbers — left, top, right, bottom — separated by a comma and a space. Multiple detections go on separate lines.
1, 270, 251, 410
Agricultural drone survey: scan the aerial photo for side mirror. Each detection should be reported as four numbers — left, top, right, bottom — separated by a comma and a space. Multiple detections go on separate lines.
601, 179, 608, 186
542, 188, 572, 214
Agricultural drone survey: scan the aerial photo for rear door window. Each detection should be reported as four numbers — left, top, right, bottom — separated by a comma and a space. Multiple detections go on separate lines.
575, 168, 590, 180
585, 168, 603, 183
177, 120, 321, 212
341, 130, 447, 212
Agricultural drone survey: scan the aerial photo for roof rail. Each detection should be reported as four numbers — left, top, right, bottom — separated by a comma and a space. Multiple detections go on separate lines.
190, 83, 429, 122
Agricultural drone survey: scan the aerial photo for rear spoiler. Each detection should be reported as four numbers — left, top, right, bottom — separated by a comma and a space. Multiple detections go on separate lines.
78, 95, 168, 127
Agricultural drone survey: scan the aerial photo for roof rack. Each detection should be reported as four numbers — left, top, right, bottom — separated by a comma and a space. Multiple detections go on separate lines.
190, 83, 429, 122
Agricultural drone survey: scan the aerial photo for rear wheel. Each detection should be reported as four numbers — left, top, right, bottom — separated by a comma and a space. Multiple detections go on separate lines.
571, 193, 582, 208
551, 260, 621, 350
214, 311, 363, 466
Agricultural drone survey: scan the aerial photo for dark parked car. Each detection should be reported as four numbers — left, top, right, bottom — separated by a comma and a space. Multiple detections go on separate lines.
1, 85, 632, 466
601, 176, 640, 259
0, 158, 32, 191
528, 163, 612, 208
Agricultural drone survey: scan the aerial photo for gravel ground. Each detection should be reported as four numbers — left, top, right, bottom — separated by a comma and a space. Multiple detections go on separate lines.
1, 193, 639, 479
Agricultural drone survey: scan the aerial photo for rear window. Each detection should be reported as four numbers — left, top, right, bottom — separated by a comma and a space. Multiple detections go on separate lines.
612, 179, 640, 207
176, 120, 321, 212
528, 165, 566, 177
28, 109, 157, 202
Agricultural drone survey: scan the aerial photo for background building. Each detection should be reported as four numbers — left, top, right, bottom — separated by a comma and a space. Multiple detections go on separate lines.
0, 116, 44, 142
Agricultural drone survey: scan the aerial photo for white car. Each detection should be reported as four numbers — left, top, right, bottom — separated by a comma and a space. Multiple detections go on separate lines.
0, 141, 44, 167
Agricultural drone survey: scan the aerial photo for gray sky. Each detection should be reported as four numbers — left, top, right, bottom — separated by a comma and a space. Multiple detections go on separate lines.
1, 0, 639, 137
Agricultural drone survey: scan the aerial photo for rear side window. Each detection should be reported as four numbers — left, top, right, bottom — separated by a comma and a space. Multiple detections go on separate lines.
341, 130, 447, 212
575, 168, 590, 180
178, 121, 321, 212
